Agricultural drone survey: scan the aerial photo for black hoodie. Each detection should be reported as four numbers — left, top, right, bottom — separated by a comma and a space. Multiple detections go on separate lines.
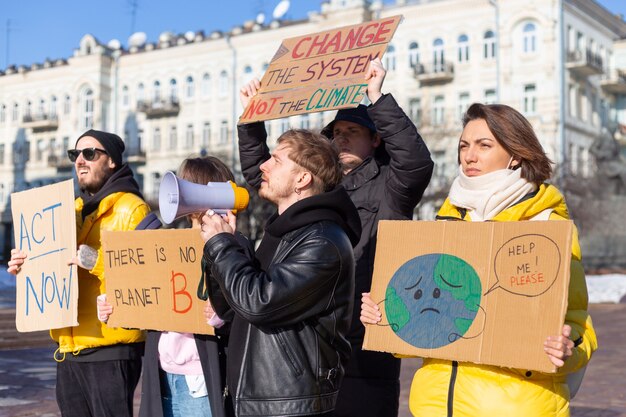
255, 186, 361, 271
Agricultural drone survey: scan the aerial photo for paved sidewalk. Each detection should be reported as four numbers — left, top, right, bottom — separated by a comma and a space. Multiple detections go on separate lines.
0, 303, 623, 417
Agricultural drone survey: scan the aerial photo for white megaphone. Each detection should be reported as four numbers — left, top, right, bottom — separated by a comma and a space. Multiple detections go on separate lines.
159, 171, 250, 224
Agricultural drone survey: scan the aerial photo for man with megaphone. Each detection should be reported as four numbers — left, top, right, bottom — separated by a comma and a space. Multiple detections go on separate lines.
200, 124, 361, 416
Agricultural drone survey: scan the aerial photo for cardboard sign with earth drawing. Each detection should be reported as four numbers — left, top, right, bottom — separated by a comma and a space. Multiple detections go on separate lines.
363, 220, 574, 373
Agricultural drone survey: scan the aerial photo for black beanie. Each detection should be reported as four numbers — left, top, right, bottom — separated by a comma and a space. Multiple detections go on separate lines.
76, 129, 125, 168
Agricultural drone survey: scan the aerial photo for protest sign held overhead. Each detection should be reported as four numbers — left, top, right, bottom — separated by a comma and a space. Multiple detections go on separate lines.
11, 180, 78, 332
239, 15, 402, 124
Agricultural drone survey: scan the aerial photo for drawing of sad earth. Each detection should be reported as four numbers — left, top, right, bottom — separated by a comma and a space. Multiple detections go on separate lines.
385, 253, 482, 349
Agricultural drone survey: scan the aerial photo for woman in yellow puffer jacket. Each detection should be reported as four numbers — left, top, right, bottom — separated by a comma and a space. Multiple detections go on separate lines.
361, 103, 597, 417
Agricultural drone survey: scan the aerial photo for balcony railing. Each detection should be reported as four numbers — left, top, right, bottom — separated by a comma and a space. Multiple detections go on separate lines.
415, 62, 455, 85
566, 49, 604, 77
137, 98, 180, 118
600, 69, 626, 95
21, 114, 59, 131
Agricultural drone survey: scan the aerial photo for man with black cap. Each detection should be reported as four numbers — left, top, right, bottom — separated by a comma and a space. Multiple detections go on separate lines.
322, 58, 433, 417
8, 129, 149, 417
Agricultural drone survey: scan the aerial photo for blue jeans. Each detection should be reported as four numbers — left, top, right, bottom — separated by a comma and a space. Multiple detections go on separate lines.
160, 371, 212, 417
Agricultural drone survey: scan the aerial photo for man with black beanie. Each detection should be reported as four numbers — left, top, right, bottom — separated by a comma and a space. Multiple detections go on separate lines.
9, 129, 149, 417
200, 122, 361, 416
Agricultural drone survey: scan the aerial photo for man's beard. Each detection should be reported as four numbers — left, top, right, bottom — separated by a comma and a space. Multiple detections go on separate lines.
79, 168, 114, 195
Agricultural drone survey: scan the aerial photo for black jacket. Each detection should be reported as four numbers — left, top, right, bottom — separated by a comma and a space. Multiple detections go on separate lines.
341, 94, 433, 380
203, 171, 360, 416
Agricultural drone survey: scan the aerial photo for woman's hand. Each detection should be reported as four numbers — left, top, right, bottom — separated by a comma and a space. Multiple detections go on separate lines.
360, 292, 382, 325
96, 294, 113, 323
544, 324, 575, 367
7, 249, 27, 275
204, 299, 225, 328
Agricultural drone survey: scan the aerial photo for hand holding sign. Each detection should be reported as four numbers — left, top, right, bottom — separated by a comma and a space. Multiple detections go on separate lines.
544, 324, 574, 367
7, 249, 28, 275
240, 78, 261, 109
365, 58, 386, 104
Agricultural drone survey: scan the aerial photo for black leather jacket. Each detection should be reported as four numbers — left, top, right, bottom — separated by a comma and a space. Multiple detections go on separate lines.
203, 214, 357, 417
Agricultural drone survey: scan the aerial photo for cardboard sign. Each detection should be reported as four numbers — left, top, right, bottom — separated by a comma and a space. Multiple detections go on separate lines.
10, 179, 78, 332
102, 229, 214, 335
239, 15, 402, 124
363, 220, 574, 373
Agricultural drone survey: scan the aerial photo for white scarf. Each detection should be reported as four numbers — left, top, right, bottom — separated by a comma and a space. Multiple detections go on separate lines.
448, 166, 537, 221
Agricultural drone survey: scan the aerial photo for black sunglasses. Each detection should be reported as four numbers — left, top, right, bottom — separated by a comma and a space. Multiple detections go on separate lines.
67, 148, 108, 162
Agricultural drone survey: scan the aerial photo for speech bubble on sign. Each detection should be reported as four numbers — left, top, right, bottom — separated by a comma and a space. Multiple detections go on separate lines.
485, 234, 561, 297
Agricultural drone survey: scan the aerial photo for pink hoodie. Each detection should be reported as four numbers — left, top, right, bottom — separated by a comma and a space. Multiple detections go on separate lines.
158, 332, 203, 375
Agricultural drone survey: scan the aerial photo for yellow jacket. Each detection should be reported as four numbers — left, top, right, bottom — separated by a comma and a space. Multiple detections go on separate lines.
409, 184, 597, 417
51, 191, 149, 354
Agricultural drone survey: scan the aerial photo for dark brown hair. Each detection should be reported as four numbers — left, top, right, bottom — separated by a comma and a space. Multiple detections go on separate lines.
462, 103, 553, 184
177, 156, 234, 184
277, 129, 342, 193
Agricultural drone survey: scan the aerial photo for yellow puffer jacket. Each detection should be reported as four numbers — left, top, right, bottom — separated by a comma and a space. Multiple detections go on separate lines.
50, 191, 150, 354
409, 184, 597, 417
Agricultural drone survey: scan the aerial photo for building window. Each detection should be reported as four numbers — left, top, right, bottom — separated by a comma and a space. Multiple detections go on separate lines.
484, 89, 496, 104
38, 99, 45, 117
523, 84, 537, 115
457, 34, 469, 62
185, 124, 194, 148
408, 98, 421, 126
201, 73, 211, 97
153, 80, 161, 104
169, 126, 177, 150
185, 76, 195, 99
0, 104, 5, 123
50, 96, 57, 118
522, 22, 537, 54
300, 114, 310, 129
483, 30, 496, 59
49, 138, 57, 157
0, 183, 4, 203
458, 92, 470, 120
219, 71, 229, 97
220, 120, 228, 144
243, 65, 254, 84
25, 101, 32, 118
432, 95, 445, 126
36, 139, 44, 161
0, 144, 4, 165
384, 44, 396, 71
62, 137, 69, 154
408, 42, 419, 68
202, 122, 211, 147
153, 128, 161, 151
433, 38, 445, 72
81, 88, 94, 129
12, 102, 19, 121
169, 79, 178, 101
122, 85, 129, 108
137, 83, 145, 103
280, 119, 290, 134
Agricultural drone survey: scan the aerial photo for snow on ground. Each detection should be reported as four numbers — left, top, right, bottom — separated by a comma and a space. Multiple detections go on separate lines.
586, 274, 626, 304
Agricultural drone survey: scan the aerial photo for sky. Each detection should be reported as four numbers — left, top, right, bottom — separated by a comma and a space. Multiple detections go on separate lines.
1, 0, 625, 70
